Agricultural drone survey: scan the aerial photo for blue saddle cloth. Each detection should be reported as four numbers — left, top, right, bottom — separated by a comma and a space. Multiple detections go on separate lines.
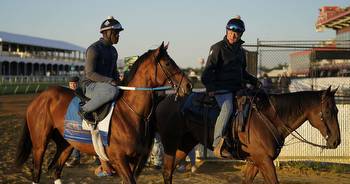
181, 92, 220, 127
63, 97, 109, 146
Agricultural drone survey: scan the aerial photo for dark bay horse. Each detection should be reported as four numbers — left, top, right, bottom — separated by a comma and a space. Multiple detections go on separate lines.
155, 87, 340, 184
15, 42, 192, 184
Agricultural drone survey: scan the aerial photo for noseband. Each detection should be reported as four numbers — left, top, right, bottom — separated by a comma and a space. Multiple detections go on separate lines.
319, 96, 332, 141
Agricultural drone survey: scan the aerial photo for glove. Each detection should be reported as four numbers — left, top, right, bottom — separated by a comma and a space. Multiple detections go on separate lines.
255, 80, 263, 89
109, 80, 119, 86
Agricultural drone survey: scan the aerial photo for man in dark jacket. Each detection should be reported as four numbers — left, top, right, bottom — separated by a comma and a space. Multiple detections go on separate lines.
201, 16, 259, 158
80, 16, 123, 120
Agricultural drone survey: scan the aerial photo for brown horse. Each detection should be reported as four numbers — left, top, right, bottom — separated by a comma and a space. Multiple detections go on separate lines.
15, 42, 192, 184
155, 87, 340, 184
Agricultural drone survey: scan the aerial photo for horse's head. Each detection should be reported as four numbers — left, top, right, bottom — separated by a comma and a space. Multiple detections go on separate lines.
148, 42, 192, 96
308, 86, 340, 149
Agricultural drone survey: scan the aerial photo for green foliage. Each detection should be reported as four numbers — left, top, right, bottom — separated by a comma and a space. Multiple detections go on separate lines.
281, 161, 350, 173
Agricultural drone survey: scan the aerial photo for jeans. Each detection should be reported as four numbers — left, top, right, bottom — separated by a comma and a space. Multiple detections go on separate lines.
187, 148, 196, 166
82, 82, 118, 112
212, 92, 235, 147
71, 149, 80, 160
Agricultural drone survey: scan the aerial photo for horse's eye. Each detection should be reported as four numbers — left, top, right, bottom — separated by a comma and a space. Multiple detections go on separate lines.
324, 110, 332, 117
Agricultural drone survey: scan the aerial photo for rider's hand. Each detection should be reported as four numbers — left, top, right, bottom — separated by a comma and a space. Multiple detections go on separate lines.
110, 80, 118, 86
256, 80, 263, 89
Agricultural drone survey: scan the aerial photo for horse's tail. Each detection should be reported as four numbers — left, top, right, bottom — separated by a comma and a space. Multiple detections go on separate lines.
15, 118, 32, 167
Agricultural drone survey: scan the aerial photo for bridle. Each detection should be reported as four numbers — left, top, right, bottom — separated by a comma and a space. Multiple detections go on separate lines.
154, 52, 187, 101
269, 92, 331, 149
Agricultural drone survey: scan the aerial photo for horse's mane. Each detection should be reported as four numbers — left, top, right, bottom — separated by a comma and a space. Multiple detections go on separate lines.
123, 49, 154, 85
269, 91, 322, 121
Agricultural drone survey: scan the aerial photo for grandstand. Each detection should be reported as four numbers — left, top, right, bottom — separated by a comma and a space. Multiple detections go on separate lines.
0, 31, 85, 77
289, 6, 350, 77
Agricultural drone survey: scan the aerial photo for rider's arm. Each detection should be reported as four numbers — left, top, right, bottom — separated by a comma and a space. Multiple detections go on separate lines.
201, 45, 220, 92
110, 51, 121, 85
85, 47, 114, 83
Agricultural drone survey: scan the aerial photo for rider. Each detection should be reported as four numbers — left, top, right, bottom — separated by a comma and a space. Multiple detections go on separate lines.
80, 16, 123, 120
201, 16, 260, 158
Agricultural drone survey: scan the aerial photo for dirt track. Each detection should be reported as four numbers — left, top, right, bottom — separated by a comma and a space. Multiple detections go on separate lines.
1, 94, 350, 184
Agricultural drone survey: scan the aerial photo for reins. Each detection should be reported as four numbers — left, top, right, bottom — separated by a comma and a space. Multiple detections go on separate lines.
245, 91, 284, 149
117, 86, 172, 91
120, 95, 155, 138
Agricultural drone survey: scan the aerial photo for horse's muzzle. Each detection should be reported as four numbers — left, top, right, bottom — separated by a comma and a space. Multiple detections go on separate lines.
326, 135, 341, 149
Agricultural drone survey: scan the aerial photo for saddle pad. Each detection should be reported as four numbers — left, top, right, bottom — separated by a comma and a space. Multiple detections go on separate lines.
63, 97, 113, 146
182, 92, 220, 127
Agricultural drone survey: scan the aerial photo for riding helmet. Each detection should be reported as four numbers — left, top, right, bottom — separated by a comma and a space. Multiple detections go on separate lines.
100, 16, 124, 33
226, 16, 245, 33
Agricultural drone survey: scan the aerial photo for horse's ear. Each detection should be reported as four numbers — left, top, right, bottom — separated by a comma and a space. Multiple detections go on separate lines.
322, 86, 332, 99
154, 42, 165, 58
331, 87, 338, 95
164, 42, 169, 50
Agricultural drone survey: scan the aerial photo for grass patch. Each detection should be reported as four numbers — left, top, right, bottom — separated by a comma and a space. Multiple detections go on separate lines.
280, 161, 350, 173
0, 83, 65, 95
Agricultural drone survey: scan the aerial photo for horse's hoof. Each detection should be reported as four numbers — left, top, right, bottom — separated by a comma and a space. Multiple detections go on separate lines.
54, 179, 62, 184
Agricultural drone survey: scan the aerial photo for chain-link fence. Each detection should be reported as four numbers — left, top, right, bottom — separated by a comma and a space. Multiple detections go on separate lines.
255, 40, 350, 92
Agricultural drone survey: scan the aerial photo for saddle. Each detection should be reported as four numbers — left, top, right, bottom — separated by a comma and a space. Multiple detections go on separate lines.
182, 92, 250, 130
181, 92, 220, 127
74, 87, 113, 123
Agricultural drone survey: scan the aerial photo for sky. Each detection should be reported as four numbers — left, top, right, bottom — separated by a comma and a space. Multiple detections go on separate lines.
0, 0, 349, 68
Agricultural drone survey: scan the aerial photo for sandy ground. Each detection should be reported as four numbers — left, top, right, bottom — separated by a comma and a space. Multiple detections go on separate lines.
1, 94, 350, 184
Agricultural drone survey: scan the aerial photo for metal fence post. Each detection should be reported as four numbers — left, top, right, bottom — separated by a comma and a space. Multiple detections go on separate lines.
257, 38, 261, 77
25, 85, 30, 94
35, 84, 40, 93
14, 85, 19, 94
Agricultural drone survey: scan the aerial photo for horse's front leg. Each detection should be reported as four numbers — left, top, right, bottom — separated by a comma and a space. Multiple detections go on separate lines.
50, 145, 73, 184
111, 156, 136, 184
256, 156, 279, 184
163, 152, 176, 184
242, 161, 259, 184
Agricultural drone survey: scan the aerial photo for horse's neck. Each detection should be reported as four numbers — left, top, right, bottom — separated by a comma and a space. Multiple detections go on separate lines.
271, 94, 310, 138
121, 74, 153, 118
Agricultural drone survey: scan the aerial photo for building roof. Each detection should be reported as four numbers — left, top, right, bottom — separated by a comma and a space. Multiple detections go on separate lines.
0, 31, 85, 52
316, 6, 350, 31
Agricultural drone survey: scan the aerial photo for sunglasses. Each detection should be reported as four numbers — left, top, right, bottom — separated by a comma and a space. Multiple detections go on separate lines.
226, 24, 245, 33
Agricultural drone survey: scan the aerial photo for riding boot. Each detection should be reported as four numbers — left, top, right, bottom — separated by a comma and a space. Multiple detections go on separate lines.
213, 138, 232, 159
78, 108, 94, 123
